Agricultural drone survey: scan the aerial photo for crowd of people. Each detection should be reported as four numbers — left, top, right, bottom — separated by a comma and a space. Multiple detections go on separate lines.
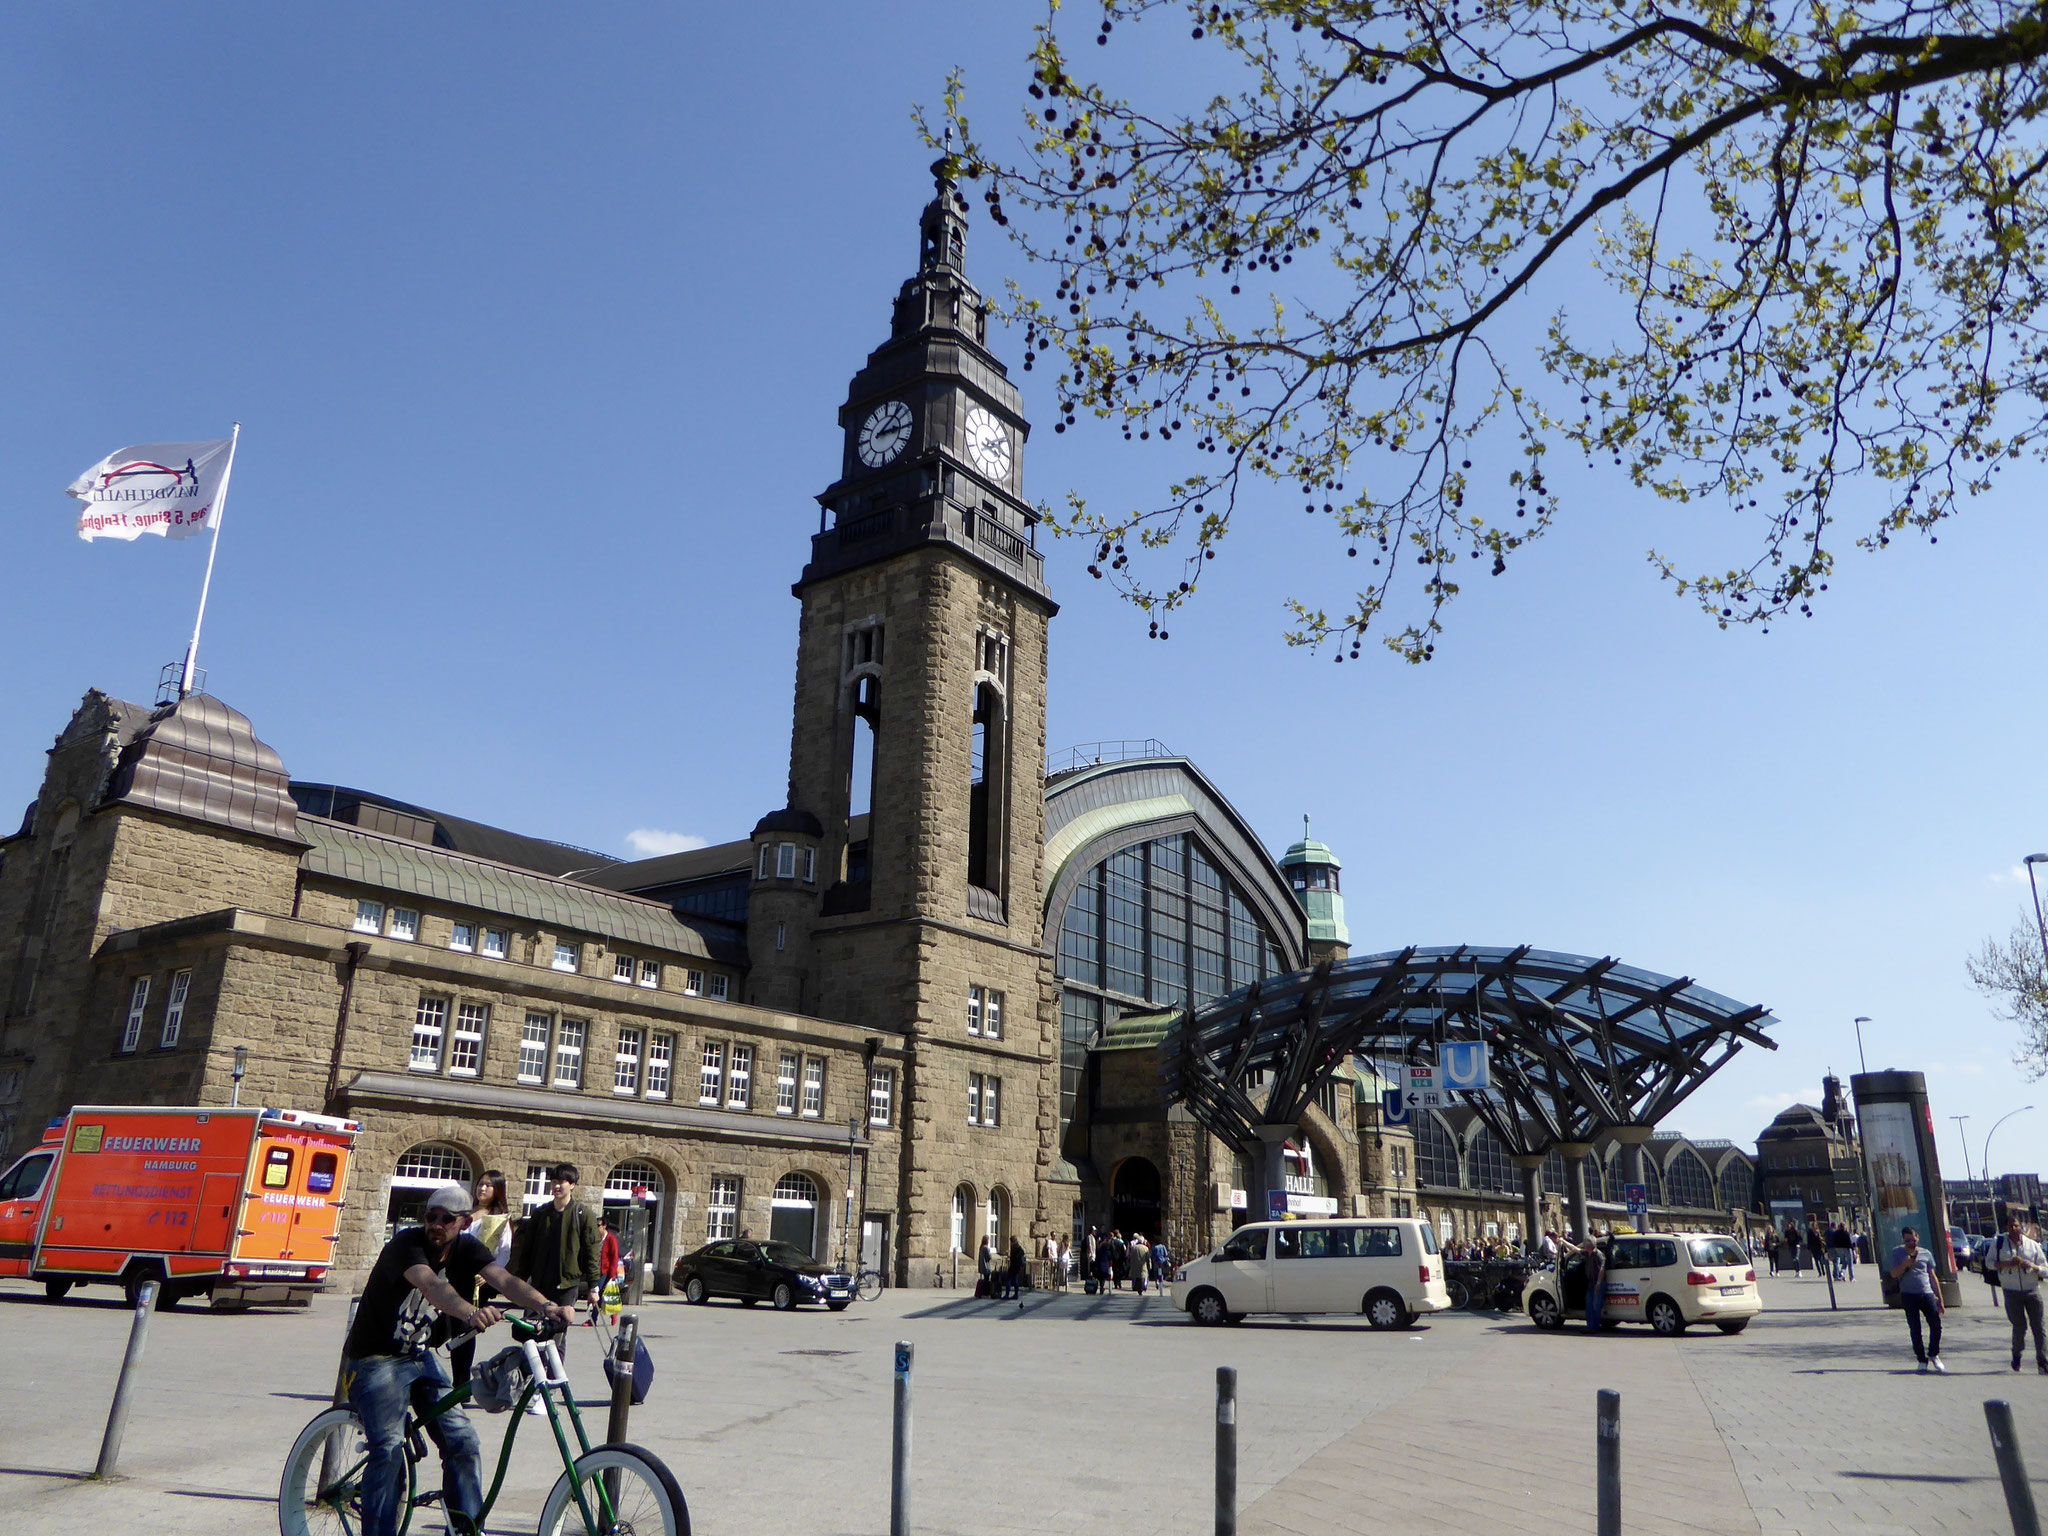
1754, 1219, 1869, 1279
970, 1227, 1178, 1299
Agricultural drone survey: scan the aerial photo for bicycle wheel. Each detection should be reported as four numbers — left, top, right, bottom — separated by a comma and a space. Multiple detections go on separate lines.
537, 1443, 689, 1536
855, 1269, 882, 1303
279, 1406, 417, 1536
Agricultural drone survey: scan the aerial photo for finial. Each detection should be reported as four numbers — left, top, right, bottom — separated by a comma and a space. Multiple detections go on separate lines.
1303, 813, 1311, 842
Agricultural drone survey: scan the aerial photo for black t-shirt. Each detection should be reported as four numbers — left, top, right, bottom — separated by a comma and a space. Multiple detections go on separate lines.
345, 1228, 493, 1360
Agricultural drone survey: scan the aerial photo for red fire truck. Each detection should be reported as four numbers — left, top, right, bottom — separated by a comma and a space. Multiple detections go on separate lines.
0, 1104, 360, 1308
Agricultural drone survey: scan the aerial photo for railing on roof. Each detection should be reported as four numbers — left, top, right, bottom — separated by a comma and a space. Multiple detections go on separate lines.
1045, 739, 1175, 779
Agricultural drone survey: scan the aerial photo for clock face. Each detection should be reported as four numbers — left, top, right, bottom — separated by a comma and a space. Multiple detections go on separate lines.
964, 406, 1012, 481
856, 400, 914, 468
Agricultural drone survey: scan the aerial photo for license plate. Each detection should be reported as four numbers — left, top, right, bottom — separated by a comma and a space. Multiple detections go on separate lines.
1719, 1286, 1744, 1295
827, 1281, 850, 1293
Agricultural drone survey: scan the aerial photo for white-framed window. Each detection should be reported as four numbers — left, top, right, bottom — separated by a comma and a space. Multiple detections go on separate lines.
160, 969, 192, 1048
968, 986, 983, 1036
801, 1056, 824, 1118
120, 976, 149, 1053
802, 846, 816, 883
481, 928, 509, 959
639, 960, 661, 989
410, 996, 447, 1072
986, 1187, 1008, 1248
353, 900, 384, 934
984, 989, 1003, 1041
685, 970, 730, 1000
614, 953, 636, 983
727, 1044, 752, 1109
524, 1163, 551, 1208
450, 921, 476, 953
553, 941, 580, 973
869, 1065, 895, 1127
646, 1033, 673, 1100
699, 1041, 725, 1105
950, 1186, 970, 1252
388, 907, 419, 943
554, 1019, 585, 1088
969, 1072, 1000, 1126
450, 1002, 486, 1076
757, 844, 774, 880
518, 1013, 552, 1084
615, 1027, 643, 1095
708, 1175, 740, 1241
776, 1051, 799, 1114
776, 843, 797, 879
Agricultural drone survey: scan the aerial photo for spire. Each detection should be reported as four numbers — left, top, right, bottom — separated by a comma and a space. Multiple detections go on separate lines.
919, 131, 969, 275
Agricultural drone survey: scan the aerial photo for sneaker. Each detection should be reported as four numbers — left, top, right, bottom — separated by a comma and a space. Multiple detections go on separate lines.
1917, 1361, 1929, 1373
1931, 1358, 1948, 1374
525, 1397, 549, 1417
2038, 1361, 2047, 1375
2015, 1359, 2024, 1373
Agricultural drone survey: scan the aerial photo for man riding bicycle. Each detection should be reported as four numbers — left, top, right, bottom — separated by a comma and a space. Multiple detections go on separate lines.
343, 1183, 577, 1536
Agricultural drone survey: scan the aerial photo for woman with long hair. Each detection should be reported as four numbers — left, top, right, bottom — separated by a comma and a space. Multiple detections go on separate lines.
450, 1171, 512, 1388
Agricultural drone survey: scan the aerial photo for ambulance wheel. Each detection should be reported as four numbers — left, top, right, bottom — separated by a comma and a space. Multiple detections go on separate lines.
122, 1264, 173, 1311
42, 1278, 73, 1302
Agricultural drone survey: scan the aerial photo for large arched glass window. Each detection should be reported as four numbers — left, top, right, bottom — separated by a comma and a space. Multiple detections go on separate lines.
385, 1142, 475, 1240
1416, 1113, 1462, 1189
1467, 1127, 1516, 1194
770, 1172, 821, 1257
1718, 1156, 1754, 1214
1541, 1149, 1568, 1196
1665, 1149, 1716, 1210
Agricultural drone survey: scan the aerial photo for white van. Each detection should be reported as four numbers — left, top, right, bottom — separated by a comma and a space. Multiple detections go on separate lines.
1170, 1217, 1453, 1328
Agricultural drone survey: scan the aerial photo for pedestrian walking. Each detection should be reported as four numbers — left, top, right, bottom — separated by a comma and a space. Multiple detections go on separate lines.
1105, 1229, 1126, 1290
1056, 1237, 1072, 1291
1764, 1229, 1780, 1276
1151, 1235, 1170, 1284
976, 1236, 994, 1298
507, 1163, 602, 1393
449, 1170, 511, 1389
1006, 1235, 1028, 1303
1805, 1221, 1826, 1278
1083, 1227, 1099, 1293
1991, 1211, 2048, 1374
1126, 1232, 1150, 1295
1828, 1222, 1853, 1281
1888, 1226, 1947, 1373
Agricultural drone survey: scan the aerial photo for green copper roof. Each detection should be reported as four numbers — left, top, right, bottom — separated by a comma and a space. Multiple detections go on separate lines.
1097, 1008, 1178, 1052
1278, 813, 1342, 868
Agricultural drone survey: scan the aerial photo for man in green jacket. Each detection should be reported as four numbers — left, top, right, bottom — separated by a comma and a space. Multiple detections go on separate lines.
510, 1162, 603, 1361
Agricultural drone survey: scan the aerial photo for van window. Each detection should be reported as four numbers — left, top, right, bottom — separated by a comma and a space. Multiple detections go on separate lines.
1361, 1226, 1402, 1257
1689, 1236, 1746, 1268
1275, 1227, 1308, 1259
0, 1152, 52, 1201
1218, 1228, 1268, 1262
262, 1146, 294, 1190
1418, 1222, 1438, 1255
1317, 1227, 1357, 1258
308, 1152, 338, 1195
1646, 1239, 1678, 1268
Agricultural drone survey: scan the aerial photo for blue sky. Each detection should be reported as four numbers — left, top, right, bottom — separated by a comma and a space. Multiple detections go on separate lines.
6, 5, 2046, 1177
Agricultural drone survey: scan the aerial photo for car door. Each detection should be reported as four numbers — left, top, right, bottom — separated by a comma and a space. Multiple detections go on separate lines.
0, 1152, 54, 1278
695, 1240, 739, 1296
732, 1241, 771, 1299
1270, 1223, 1325, 1312
1357, 1223, 1402, 1307
1211, 1226, 1272, 1313
1602, 1238, 1650, 1320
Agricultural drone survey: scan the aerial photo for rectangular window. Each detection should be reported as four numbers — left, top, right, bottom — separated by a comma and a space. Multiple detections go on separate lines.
552, 941, 580, 973
776, 1051, 799, 1114
727, 1044, 752, 1109
869, 1065, 895, 1127
450, 1002, 486, 1076
802, 846, 816, 883
524, 1164, 550, 1208
120, 976, 150, 1052
777, 843, 797, 879
686, 970, 730, 1000
757, 844, 774, 879
708, 1175, 739, 1241
639, 960, 660, 989
801, 1056, 824, 1118
699, 1041, 725, 1105
969, 1073, 1001, 1127
615, 1027, 643, 1095
968, 1073, 981, 1125
984, 989, 1003, 1041
968, 985, 983, 1036
481, 928, 509, 959
354, 900, 384, 934
554, 1019, 584, 1088
614, 954, 635, 983
388, 907, 419, 943
411, 996, 447, 1072
646, 1033, 673, 1100
159, 969, 192, 1048
518, 1013, 552, 1084
450, 922, 476, 953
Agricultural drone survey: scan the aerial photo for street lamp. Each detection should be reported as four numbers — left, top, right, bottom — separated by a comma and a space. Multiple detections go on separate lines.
230, 1045, 249, 1107
1952, 1115, 1974, 1184
1853, 1016, 1872, 1077
2024, 855, 2048, 967
1981, 1105, 2035, 1200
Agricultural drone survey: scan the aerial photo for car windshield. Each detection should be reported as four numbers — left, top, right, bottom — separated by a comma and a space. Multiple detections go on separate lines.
1689, 1237, 1747, 1268
759, 1242, 816, 1267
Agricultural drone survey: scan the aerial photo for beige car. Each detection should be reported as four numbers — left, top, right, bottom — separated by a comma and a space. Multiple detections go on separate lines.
1524, 1231, 1761, 1335
1171, 1217, 1453, 1329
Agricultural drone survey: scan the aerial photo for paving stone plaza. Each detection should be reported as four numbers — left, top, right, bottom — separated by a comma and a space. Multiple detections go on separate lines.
3, 1270, 2042, 1535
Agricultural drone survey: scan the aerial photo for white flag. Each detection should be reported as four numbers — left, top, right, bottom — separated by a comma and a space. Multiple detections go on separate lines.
68, 438, 234, 542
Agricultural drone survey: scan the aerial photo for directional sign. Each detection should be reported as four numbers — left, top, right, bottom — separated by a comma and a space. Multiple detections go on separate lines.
1382, 1086, 1411, 1127
1404, 1063, 1448, 1109
1441, 1042, 1490, 1092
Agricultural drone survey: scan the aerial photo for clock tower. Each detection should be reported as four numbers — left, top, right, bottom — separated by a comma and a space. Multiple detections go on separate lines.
748, 159, 1058, 1277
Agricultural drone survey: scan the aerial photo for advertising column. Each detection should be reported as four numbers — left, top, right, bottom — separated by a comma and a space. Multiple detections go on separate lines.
1852, 1070, 1961, 1307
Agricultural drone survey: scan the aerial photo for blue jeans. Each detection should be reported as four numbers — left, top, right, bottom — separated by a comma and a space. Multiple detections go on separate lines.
345, 1351, 482, 1536
1585, 1280, 1605, 1331
1902, 1292, 1943, 1364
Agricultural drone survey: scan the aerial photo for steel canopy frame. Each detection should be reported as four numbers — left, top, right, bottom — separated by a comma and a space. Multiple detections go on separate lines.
1161, 945, 1778, 1164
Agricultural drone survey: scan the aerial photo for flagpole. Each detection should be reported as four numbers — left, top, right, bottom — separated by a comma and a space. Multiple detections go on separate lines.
179, 421, 240, 699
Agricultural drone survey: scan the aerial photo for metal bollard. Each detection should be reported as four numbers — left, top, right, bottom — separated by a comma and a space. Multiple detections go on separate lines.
94, 1280, 159, 1478
1596, 1388, 1621, 1536
1986, 1400, 2043, 1536
1822, 1251, 1839, 1311
891, 1341, 913, 1536
1215, 1366, 1238, 1536
606, 1313, 639, 1444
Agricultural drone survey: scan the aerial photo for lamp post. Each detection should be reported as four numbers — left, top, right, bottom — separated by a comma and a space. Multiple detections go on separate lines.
2026, 856, 2048, 962
1951, 1115, 1973, 1234
1981, 1106, 2036, 1214
230, 1045, 249, 1107
1853, 1017, 1871, 1077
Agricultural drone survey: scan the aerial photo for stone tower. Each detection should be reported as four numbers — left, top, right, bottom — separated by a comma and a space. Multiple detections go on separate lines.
748, 160, 1059, 1280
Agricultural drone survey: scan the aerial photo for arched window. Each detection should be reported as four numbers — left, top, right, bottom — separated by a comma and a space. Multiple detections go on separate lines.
385, 1142, 474, 1240
1665, 1150, 1716, 1210
1718, 1156, 1754, 1214
1467, 1127, 1516, 1194
986, 1187, 1009, 1250
606, 1161, 663, 1199
770, 1172, 821, 1257
951, 1185, 972, 1253
1541, 1149, 1568, 1196
1416, 1112, 1462, 1189
1582, 1154, 1604, 1204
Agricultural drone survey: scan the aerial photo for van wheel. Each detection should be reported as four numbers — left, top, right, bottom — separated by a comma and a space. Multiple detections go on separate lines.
122, 1265, 172, 1311
1364, 1289, 1409, 1330
1528, 1291, 1563, 1330
1715, 1318, 1749, 1335
683, 1276, 708, 1305
42, 1278, 73, 1302
1647, 1296, 1686, 1336
1188, 1288, 1229, 1327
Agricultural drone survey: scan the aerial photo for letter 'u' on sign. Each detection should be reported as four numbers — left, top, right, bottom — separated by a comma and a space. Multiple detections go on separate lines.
1440, 1042, 1490, 1091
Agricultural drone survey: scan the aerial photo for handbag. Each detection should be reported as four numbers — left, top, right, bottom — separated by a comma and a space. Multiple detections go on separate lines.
601, 1335, 655, 1405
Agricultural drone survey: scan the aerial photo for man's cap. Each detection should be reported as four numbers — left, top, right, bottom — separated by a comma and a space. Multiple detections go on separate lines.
426, 1184, 474, 1215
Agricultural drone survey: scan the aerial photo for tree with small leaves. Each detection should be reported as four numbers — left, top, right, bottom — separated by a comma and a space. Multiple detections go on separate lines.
937, 0, 2048, 661
1968, 916, 2048, 1080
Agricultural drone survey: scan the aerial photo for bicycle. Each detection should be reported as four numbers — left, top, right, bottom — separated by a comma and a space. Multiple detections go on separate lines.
279, 1313, 687, 1536
853, 1267, 884, 1303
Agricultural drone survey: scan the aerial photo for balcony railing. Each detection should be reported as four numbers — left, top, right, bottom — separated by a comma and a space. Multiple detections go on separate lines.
1045, 739, 1176, 779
